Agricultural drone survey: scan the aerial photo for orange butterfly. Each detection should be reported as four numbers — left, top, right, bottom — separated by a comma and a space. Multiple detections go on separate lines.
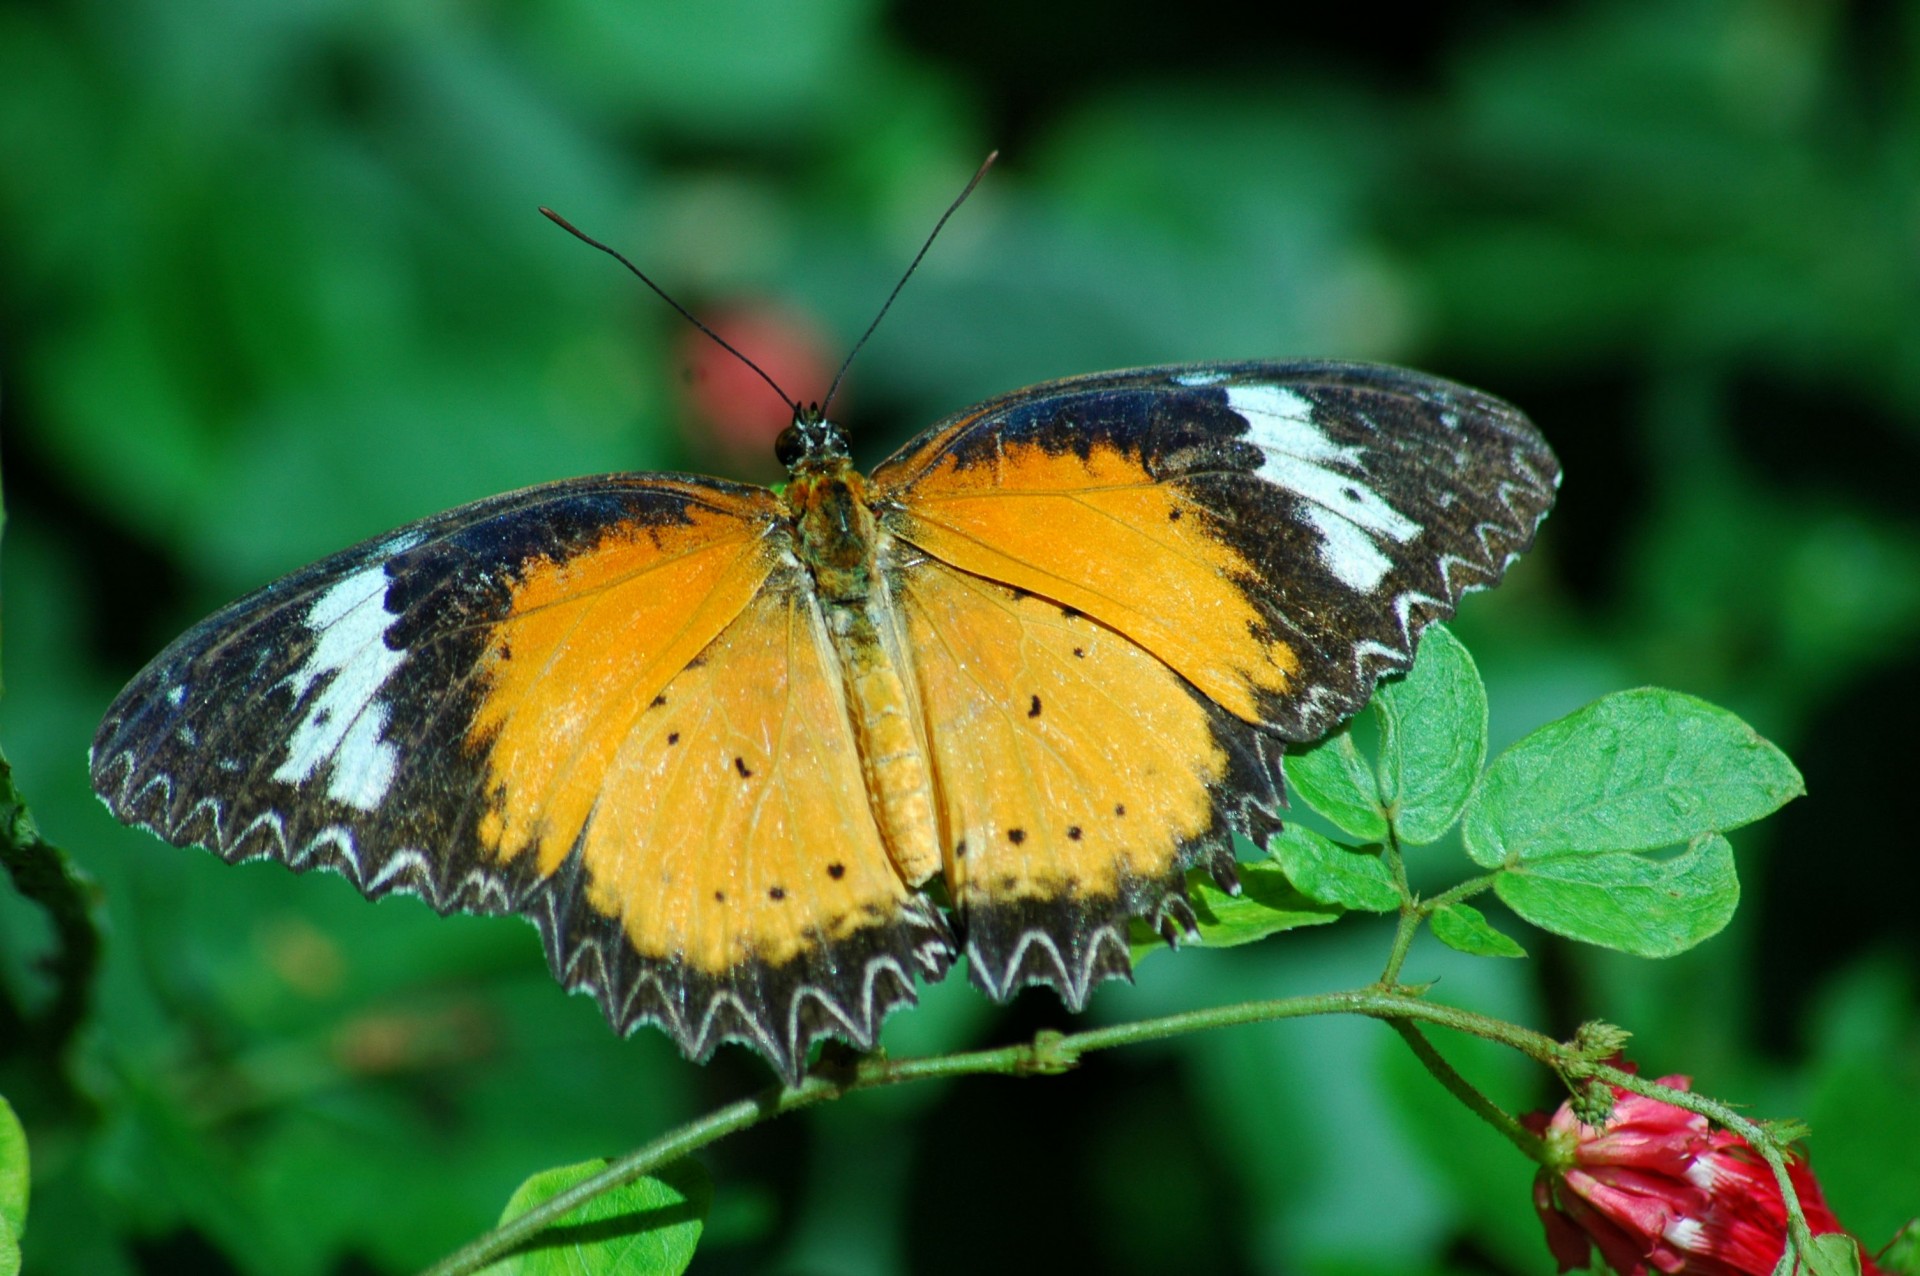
92, 359, 1557, 1082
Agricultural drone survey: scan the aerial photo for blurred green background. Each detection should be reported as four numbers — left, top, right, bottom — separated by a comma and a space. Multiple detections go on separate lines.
3, 0, 1918, 1272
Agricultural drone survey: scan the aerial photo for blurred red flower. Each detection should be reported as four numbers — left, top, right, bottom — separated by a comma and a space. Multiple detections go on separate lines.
676, 300, 834, 475
1526, 1073, 1883, 1276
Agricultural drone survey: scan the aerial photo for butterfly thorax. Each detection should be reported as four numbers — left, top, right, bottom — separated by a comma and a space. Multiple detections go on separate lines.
782, 447, 944, 888
785, 457, 877, 605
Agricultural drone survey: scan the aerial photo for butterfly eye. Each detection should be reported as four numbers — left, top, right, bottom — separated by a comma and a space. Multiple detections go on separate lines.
774, 425, 806, 468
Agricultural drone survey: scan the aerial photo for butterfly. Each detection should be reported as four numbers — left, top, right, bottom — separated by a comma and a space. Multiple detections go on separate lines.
91, 359, 1558, 1083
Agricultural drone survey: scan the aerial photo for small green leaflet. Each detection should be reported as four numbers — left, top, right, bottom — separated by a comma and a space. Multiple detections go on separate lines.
1130, 864, 1341, 966
1462, 689, 1803, 867
1283, 728, 1386, 841
481, 1157, 711, 1276
1495, 833, 1739, 958
1283, 624, 1486, 847
1373, 625, 1486, 845
0, 1095, 24, 1276
1429, 903, 1525, 958
1270, 826, 1398, 913
1780, 1233, 1867, 1276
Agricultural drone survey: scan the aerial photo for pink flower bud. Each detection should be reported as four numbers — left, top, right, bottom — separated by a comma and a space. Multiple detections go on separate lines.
1526, 1073, 1883, 1276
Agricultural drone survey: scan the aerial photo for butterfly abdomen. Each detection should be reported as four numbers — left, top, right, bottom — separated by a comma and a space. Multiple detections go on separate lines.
789, 462, 944, 891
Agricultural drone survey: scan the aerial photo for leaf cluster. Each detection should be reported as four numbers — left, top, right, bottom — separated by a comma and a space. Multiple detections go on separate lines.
1258, 625, 1802, 964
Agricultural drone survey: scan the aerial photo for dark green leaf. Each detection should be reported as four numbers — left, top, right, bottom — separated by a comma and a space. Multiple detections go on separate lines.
1429, 903, 1525, 958
1284, 729, 1387, 841
484, 1157, 711, 1276
1131, 864, 1341, 965
1270, 826, 1399, 912
1494, 833, 1739, 958
1375, 625, 1487, 844
1463, 689, 1804, 868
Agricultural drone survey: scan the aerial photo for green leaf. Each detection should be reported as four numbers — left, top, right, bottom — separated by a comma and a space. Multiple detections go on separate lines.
1801, 1233, 1866, 1276
1494, 833, 1739, 958
0, 1096, 23, 1276
1284, 728, 1387, 841
1429, 903, 1526, 958
1269, 826, 1399, 912
1375, 624, 1487, 844
1462, 689, 1804, 869
1876, 1220, 1920, 1276
1130, 864, 1342, 965
0, 1096, 24, 1245
483, 1157, 711, 1276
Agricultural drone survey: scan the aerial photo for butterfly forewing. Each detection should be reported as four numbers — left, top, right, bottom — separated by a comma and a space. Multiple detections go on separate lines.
872, 360, 1560, 741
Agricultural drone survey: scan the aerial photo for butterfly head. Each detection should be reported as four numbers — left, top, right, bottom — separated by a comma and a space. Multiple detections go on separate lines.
774, 404, 851, 475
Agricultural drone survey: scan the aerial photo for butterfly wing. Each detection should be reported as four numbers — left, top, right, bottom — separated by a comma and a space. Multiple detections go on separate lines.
870, 360, 1558, 998
92, 473, 951, 1081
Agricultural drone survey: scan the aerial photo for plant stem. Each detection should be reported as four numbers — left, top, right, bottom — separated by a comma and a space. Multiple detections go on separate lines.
1419, 873, 1501, 914
0, 749, 102, 1064
1378, 824, 1420, 985
1388, 1020, 1542, 1160
418, 986, 1571, 1276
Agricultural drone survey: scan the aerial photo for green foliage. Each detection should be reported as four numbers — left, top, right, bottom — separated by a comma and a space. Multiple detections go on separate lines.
1283, 732, 1387, 842
1131, 864, 1341, 966
1429, 904, 1525, 960
1462, 690, 1804, 867
482, 1159, 710, 1276
1373, 625, 1487, 845
0, 1096, 23, 1276
1268, 826, 1398, 913
1495, 832, 1739, 958
1203, 625, 1798, 964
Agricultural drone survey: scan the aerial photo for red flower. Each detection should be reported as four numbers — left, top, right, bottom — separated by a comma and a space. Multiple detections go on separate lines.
1526, 1074, 1882, 1276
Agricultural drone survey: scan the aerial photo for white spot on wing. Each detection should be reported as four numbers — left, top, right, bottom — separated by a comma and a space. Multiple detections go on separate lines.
1225, 383, 1421, 592
272, 533, 423, 809
1173, 369, 1231, 387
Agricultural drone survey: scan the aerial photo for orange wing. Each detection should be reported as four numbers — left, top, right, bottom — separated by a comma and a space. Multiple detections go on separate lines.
92, 474, 950, 1081
871, 361, 1557, 999
891, 551, 1281, 1003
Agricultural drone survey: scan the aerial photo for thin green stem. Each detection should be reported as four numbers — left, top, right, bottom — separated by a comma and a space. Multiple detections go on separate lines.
1378, 824, 1421, 986
418, 987, 1574, 1276
0, 749, 102, 1064
1389, 1020, 1543, 1160
1419, 872, 1501, 915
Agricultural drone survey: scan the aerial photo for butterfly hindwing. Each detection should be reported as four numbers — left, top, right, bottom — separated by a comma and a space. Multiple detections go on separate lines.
486, 571, 954, 1075
892, 552, 1278, 1004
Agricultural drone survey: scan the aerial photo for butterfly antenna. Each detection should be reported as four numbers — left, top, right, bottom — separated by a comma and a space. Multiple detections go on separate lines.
820, 150, 999, 417
539, 206, 801, 418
